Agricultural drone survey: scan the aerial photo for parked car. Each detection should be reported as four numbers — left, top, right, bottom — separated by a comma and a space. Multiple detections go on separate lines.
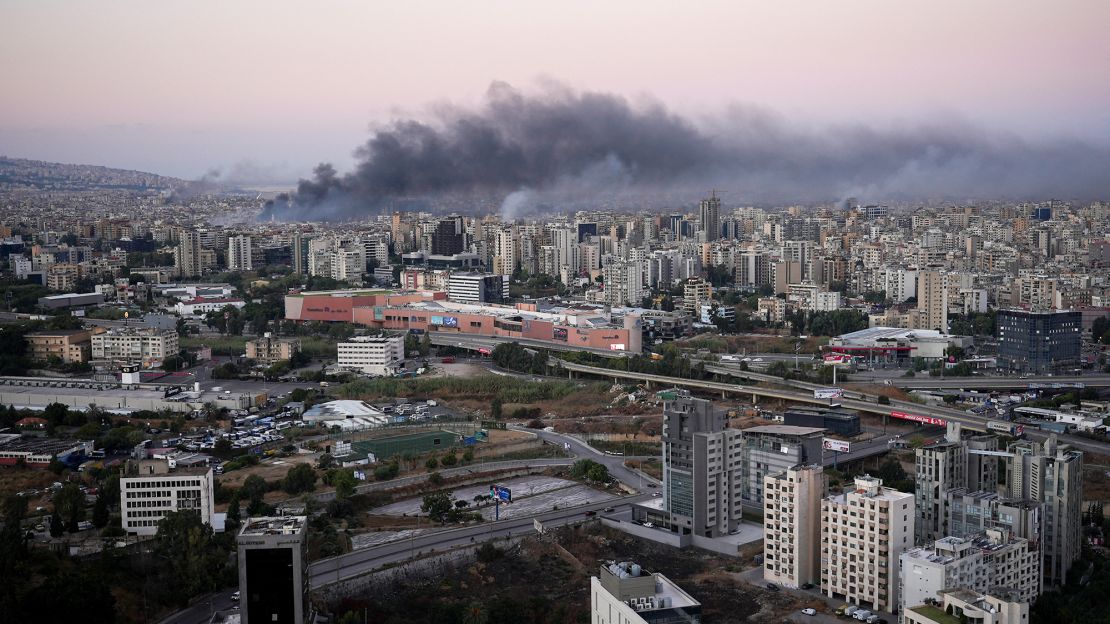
801, 582, 815, 590
765, 583, 780, 592
231, 591, 240, 601
801, 608, 817, 616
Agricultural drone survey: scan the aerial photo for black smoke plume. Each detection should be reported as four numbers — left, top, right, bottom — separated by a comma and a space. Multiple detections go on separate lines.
261, 82, 1110, 220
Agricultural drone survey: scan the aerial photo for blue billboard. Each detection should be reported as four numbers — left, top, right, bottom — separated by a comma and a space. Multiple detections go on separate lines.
489, 484, 512, 502
442, 316, 458, 328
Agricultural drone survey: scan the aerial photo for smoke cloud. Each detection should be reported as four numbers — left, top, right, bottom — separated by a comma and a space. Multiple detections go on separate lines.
260, 82, 1110, 220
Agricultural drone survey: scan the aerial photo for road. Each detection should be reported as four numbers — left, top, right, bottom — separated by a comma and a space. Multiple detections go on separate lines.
307, 494, 651, 588
159, 591, 238, 624
555, 359, 1110, 456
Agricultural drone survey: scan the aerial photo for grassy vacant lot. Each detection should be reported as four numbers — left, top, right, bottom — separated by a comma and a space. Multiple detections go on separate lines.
181, 334, 337, 358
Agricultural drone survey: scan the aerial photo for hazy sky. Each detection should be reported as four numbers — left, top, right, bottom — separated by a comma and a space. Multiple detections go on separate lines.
1, 0, 1108, 181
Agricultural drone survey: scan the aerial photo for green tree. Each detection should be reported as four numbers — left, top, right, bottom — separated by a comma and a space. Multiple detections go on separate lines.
54, 483, 86, 532
332, 469, 357, 498
491, 396, 503, 420
570, 459, 610, 483
154, 511, 224, 606
282, 463, 317, 494
92, 493, 110, 528
440, 451, 458, 467
419, 332, 431, 356
421, 492, 456, 523
49, 510, 64, 537
425, 456, 439, 470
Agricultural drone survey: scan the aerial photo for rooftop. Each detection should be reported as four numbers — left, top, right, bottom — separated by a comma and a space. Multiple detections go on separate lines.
742, 425, 826, 437
910, 605, 961, 624
302, 400, 385, 420
240, 516, 306, 536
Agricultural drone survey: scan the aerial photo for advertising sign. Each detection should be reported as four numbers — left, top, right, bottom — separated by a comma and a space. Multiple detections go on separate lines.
890, 411, 947, 426
553, 327, 568, 341
490, 484, 512, 502
822, 438, 851, 453
813, 388, 844, 400
430, 315, 444, 326
824, 353, 851, 364
442, 316, 458, 328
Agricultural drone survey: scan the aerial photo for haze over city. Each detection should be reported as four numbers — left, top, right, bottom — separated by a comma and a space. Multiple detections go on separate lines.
3, 1, 1110, 204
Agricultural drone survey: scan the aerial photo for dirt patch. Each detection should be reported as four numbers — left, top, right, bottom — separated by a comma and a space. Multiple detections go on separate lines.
217, 453, 317, 488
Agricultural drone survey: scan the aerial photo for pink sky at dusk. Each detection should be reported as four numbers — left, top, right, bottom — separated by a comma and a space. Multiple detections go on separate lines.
1, 0, 1108, 180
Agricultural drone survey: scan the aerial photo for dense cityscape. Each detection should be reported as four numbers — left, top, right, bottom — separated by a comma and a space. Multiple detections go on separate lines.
3, 2, 1110, 624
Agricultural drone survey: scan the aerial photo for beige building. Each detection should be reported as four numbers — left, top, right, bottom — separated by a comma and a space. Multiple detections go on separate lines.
916, 269, 948, 332
25, 329, 95, 364
822, 475, 915, 613
903, 589, 1027, 624
682, 278, 712, 318
764, 464, 825, 588
91, 327, 179, 367
246, 333, 300, 365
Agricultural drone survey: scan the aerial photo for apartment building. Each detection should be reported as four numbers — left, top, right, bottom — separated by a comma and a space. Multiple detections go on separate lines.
1005, 435, 1083, 586
120, 460, 214, 536
763, 464, 825, 588
915, 424, 999, 543
245, 333, 301, 365
900, 530, 1041, 614
590, 561, 701, 624
682, 278, 712, 317
91, 327, 179, 367
25, 328, 95, 364
228, 235, 253, 271
336, 334, 405, 376
822, 475, 915, 613
662, 392, 744, 537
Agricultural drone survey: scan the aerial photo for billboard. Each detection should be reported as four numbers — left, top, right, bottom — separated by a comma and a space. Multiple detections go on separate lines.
442, 316, 458, 328
813, 388, 844, 400
824, 353, 851, 364
553, 327, 568, 341
490, 484, 512, 502
822, 438, 851, 453
890, 411, 947, 426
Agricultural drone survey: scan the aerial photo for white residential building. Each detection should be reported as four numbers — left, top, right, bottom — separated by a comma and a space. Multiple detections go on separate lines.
590, 562, 701, 624
822, 475, 915, 613
764, 464, 825, 588
120, 461, 215, 536
336, 335, 405, 376
330, 247, 366, 282
900, 531, 1041, 615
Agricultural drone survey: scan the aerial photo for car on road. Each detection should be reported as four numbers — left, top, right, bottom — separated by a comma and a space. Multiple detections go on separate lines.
583, 510, 596, 516
800, 582, 815, 589
642, 522, 654, 528
231, 591, 240, 601
34, 524, 44, 532
801, 608, 816, 616
765, 583, 780, 592
603, 507, 615, 512
652, 492, 662, 497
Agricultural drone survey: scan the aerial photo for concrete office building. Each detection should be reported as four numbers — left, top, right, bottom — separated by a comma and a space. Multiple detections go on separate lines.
237, 516, 308, 624
763, 464, 825, 588
1005, 435, 1083, 586
120, 460, 214, 536
996, 309, 1081, 374
662, 392, 744, 537
900, 530, 1041, 614
783, 406, 860, 437
739, 425, 825, 511
336, 335, 405, 376
590, 561, 701, 624
25, 328, 95, 364
447, 272, 506, 304
822, 475, 914, 613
